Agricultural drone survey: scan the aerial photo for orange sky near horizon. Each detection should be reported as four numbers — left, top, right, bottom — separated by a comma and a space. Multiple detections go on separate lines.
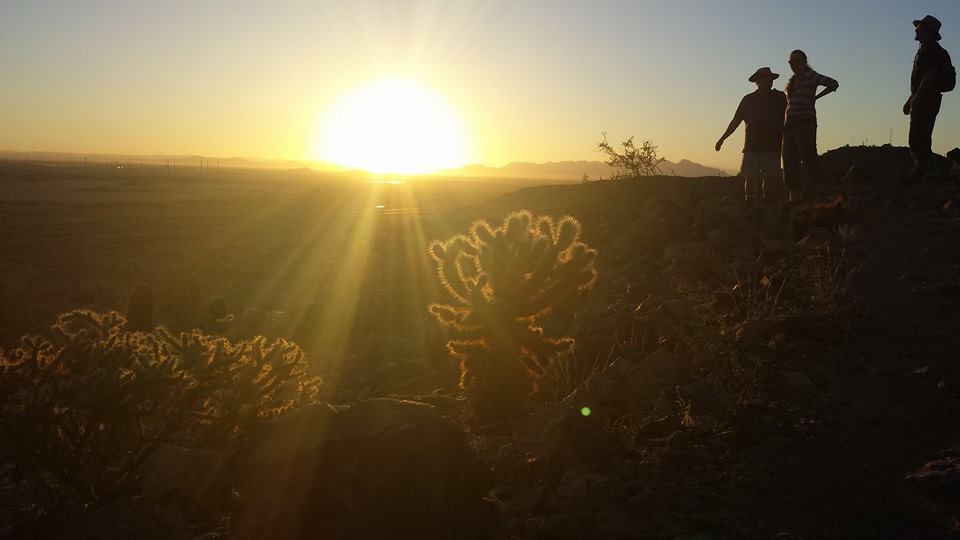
3, 1, 960, 174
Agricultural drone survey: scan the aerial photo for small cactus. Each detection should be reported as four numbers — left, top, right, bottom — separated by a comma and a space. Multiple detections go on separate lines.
428, 211, 598, 422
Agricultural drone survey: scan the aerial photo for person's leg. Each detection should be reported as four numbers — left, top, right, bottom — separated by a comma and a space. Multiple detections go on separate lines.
759, 151, 785, 205
740, 153, 762, 204
908, 95, 942, 182
796, 123, 828, 195
745, 177, 762, 202
781, 128, 802, 202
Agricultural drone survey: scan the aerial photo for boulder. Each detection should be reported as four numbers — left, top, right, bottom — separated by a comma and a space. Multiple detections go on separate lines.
762, 239, 794, 256
627, 347, 689, 403
139, 445, 229, 519
948, 147, 960, 181
232, 399, 498, 540
9, 497, 189, 540
906, 446, 960, 502
780, 370, 814, 389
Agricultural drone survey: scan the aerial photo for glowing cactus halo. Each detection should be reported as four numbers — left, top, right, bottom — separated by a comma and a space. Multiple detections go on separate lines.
427, 209, 598, 422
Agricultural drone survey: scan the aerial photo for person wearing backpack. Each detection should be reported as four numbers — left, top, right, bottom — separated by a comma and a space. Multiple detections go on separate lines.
904, 15, 955, 183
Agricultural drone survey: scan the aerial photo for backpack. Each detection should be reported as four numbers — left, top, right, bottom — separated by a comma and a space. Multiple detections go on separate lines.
941, 63, 956, 92
940, 48, 956, 92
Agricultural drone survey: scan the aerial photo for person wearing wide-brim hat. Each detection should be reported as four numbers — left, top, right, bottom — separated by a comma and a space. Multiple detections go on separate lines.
903, 14, 954, 183
716, 67, 788, 214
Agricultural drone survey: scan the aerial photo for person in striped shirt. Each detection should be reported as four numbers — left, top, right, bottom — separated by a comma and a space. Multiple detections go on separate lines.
782, 49, 839, 201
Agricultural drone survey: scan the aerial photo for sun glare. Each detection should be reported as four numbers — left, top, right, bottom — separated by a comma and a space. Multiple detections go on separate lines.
313, 78, 471, 175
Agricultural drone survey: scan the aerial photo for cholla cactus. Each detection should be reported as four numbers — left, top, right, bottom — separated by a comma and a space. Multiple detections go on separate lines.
0, 310, 320, 506
428, 211, 598, 422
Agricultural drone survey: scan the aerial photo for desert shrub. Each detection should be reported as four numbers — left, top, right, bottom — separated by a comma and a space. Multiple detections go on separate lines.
731, 273, 787, 322
0, 309, 319, 507
598, 133, 664, 179
801, 245, 859, 312
428, 211, 598, 423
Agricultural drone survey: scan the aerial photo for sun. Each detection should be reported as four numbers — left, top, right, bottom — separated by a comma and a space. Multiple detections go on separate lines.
313, 78, 471, 175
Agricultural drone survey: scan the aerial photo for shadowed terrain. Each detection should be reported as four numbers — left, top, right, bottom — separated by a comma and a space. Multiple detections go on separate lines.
4, 146, 960, 539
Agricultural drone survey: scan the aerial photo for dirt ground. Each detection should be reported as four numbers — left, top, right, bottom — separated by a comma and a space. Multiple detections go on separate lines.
697, 179, 960, 539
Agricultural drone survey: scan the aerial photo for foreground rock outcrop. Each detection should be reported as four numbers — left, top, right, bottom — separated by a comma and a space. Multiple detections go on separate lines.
232, 398, 498, 540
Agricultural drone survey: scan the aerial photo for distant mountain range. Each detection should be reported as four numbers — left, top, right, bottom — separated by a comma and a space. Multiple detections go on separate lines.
0, 150, 731, 179
442, 159, 730, 180
0, 150, 338, 171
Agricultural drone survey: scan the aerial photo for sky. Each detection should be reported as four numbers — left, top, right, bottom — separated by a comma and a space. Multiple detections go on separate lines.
3, 0, 960, 171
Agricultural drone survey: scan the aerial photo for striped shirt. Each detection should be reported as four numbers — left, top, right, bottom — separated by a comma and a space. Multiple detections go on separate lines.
785, 69, 839, 126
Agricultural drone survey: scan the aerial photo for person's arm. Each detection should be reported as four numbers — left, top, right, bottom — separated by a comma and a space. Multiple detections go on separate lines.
905, 49, 939, 114
716, 100, 745, 151
911, 67, 938, 109
815, 74, 839, 100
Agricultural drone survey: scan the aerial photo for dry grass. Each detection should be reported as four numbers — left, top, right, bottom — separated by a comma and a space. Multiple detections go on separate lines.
538, 348, 609, 402
801, 245, 861, 312
731, 272, 788, 322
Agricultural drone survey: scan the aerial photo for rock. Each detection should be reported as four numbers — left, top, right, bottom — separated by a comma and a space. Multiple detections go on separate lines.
678, 379, 734, 418
676, 533, 720, 540
762, 239, 794, 256
627, 347, 687, 404
606, 357, 636, 378
555, 470, 608, 502
658, 299, 700, 325
738, 313, 831, 346
780, 370, 814, 388
948, 147, 960, 181
736, 318, 776, 346
712, 290, 736, 311
139, 445, 228, 519
596, 513, 647, 539
841, 165, 874, 183
666, 430, 693, 451
233, 399, 498, 540
10, 497, 190, 540
542, 406, 624, 470
776, 313, 832, 341
661, 448, 706, 466
513, 401, 568, 442
707, 227, 735, 252
525, 514, 586, 540
906, 451, 960, 501
635, 415, 677, 439
797, 226, 838, 248
590, 374, 626, 406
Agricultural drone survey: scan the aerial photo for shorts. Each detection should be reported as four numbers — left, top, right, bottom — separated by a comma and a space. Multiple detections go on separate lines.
740, 151, 782, 178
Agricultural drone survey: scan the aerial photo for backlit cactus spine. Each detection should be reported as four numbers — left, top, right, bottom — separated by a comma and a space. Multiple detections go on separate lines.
428, 210, 598, 422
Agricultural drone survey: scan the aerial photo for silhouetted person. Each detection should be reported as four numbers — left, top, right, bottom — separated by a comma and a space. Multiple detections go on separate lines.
716, 67, 787, 211
904, 15, 954, 183
782, 50, 838, 202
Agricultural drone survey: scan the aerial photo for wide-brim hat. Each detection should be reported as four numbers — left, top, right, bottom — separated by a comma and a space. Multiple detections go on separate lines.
914, 14, 942, 41
748, 67, 780, 83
